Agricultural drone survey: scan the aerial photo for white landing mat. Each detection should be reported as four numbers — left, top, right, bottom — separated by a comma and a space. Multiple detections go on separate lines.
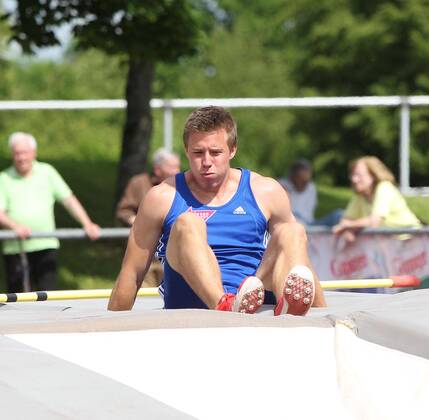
10, 327, 352, 420
9, 324, 429, 420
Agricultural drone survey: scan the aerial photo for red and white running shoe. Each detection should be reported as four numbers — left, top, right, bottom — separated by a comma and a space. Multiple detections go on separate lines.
216, 276, 265, 314
274, 265, 315, 316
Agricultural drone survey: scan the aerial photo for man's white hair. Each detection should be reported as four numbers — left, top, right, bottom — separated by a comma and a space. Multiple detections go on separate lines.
8, 132, 37, 150
152, 148, 178, 167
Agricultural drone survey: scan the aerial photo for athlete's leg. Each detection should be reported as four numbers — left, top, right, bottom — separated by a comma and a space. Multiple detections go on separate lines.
166, 212, 264, 312
255, 222, 326, 310
166, 212, 224, 309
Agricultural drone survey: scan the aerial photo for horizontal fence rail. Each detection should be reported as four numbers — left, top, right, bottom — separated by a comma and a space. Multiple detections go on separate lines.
2, 96, 429, 110
0, 226, 428, 240
1, 96, 429, 193
0, 228, 130, 240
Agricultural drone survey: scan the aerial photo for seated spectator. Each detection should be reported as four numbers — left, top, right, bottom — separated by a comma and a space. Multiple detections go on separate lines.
116, 148, 181, 226
116, 147, 180, 287
279, 159, 342, 227
333, 155, 421, 243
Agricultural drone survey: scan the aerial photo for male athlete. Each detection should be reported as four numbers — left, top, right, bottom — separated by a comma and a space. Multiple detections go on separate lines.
108, 106, 326, 314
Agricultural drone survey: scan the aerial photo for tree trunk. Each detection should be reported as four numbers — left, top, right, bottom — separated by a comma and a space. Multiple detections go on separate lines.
115, 58, 155, 204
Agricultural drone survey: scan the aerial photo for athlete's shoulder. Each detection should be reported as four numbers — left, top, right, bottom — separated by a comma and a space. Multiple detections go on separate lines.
249, 170, 292, 221
135, 176, 177, 227
141, 174, 177, 213
250, 171, 284, 194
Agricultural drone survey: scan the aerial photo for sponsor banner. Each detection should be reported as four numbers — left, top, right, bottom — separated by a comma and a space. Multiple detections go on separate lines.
309, 233, 429, 282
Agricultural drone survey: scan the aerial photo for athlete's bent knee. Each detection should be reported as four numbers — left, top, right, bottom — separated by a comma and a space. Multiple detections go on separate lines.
289, 222, 307, 240
272, 222, 307, 247
172, 212, 206, 238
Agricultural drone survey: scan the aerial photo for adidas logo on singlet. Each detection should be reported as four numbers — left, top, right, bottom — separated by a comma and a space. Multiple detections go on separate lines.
233, 206, 247, 215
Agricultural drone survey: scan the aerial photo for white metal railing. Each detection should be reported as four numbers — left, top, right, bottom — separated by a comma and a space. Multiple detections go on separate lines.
1, 96, 429, 194
0, 226, 428, 241
0, 228, 130, 240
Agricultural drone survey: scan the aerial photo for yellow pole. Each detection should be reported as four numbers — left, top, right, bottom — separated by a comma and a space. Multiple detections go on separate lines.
321, 279, 394, 289
0, 276, 420, 303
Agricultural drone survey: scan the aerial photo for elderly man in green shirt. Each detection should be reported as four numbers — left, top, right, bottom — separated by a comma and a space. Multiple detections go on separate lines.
0, 132, 100, 292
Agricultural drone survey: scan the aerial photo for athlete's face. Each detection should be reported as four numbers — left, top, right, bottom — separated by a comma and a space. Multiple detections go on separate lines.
185, 128, 236, 189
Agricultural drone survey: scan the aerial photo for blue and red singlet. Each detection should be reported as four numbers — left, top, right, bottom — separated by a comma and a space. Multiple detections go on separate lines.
155, 168, 269, 309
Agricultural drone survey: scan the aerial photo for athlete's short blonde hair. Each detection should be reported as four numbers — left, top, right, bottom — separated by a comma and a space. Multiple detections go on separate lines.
183, 106, 237, 150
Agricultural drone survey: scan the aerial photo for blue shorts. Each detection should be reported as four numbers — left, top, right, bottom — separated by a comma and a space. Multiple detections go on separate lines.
160, 261, 275, 309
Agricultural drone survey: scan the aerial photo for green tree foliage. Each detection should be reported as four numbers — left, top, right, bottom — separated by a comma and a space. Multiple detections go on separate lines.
0, 7, 13, 135
5, 0, 218, 200
0, 50, 127, 227
268, 0, 429, 185
156, 0, 429, 186
0, 50, 124, 157
3, 0, 429, 187
154, 5, 303, 177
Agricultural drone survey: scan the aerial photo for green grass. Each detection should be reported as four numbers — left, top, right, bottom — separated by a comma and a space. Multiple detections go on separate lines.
405, 196, 429, 225
316, 185, 352, 219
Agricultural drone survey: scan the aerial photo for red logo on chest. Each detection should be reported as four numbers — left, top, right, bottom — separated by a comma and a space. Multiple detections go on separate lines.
186, 207, 216, 222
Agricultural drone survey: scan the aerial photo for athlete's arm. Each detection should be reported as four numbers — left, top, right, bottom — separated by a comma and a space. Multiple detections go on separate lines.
250, 173, 296, 227
108, 181, 175, 311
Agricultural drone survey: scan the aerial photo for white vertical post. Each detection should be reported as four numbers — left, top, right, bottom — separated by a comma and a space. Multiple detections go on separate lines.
399, 99, 410, 192
163, 101, 173, 151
